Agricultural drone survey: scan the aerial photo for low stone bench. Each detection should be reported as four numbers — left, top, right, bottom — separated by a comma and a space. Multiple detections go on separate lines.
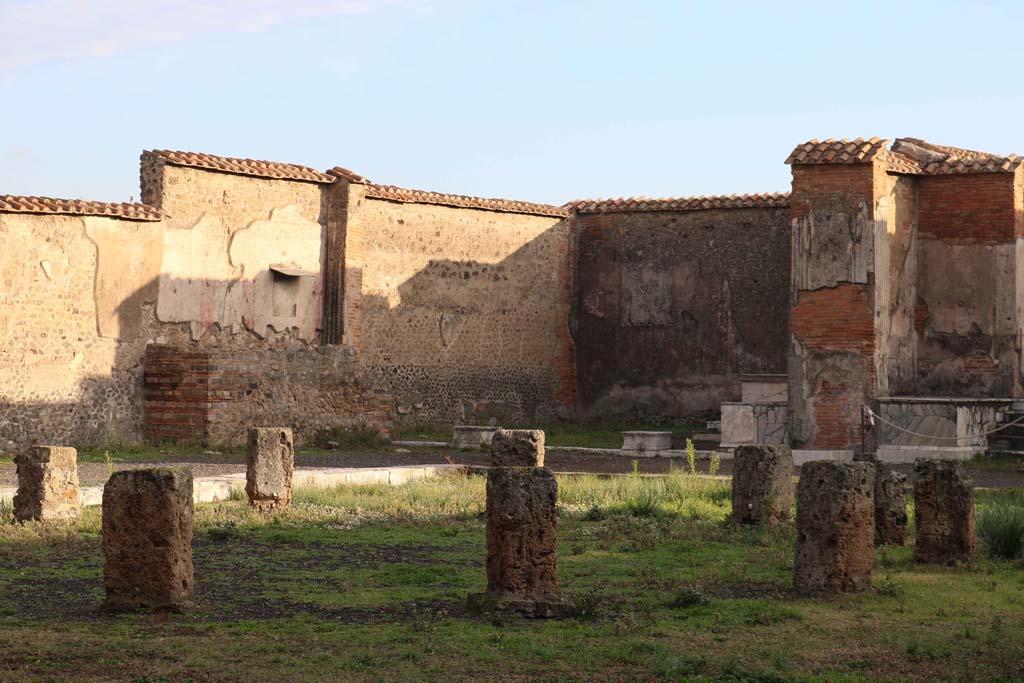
453, 426, 501, 449
621, 431, 672, 457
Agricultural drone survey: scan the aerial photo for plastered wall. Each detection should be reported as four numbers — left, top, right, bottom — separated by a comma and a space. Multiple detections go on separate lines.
574, 207, 790, 419
353, 196, 574, 425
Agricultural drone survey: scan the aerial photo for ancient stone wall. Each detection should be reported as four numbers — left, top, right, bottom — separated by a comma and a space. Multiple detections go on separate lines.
0, 211, 159, 450
915, 172, 1019, 396
353, 196, 574, 425
574, 205, 790, 419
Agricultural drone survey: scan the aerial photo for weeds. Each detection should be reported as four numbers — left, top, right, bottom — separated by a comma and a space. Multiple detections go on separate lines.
977, 503, 1024, 560
313, 425, 390, 451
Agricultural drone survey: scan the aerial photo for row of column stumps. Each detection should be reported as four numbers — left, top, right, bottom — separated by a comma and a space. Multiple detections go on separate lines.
10, 436, 977, 611
467, 429, 576, 618
731, 445, 975, 594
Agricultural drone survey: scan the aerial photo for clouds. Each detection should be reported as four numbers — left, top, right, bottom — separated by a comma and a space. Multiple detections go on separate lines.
0, 0, 418, 69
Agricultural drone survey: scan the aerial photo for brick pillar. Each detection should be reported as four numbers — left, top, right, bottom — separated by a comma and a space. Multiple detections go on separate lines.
787, 142, 890, 450
468, 430, 574, 617
102, 467, 195, 612
731, 444, 794, 525
794, 461, 875, 594
13, 446, 81, 522
874, 463, 908, 546
913, 459, 975, 565
246, 427, 295, 511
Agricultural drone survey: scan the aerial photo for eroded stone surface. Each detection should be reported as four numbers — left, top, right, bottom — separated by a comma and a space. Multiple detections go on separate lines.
914, 459, 975, 565
102, 467, 195, 612
874, 463, 908, 546
731, 444, 794, 525
794, 461, 875, 594
469, 455, 573, 617
246, 427, 295, 511
491, 429, 545, 467
13, 445, 81, 522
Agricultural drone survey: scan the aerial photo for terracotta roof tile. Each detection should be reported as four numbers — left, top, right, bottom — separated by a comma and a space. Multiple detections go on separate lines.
364, 183, 568, 217
785, 137, 890, 165
147, 149, 334, 184
326, 166, 368, 184
890, 138, 1024, 175
877, 150, 924, 175
566, 192, 791, 214
0, 195, 162, 221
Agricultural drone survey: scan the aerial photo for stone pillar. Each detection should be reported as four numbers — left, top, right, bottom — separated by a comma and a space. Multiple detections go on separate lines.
468, 429, 574, 617
13, 446, 81, 522
246, 427, 295, 511
731, 444, 794, 525
874, 463, 907, 546
913, 459, 975, 565
794, 461, 875, 594
102, 467, 195, 612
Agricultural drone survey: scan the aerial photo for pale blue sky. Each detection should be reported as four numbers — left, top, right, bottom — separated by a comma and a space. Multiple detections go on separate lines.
2, 0, 1024, 205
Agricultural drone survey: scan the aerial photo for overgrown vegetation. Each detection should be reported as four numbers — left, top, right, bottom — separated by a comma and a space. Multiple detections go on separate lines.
0, 472, 1021, 681
977, 502, 1024, 560
313, 425, 391, 451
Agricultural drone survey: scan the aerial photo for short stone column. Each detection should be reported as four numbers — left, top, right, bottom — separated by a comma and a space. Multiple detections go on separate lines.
468, 429, 574, 617
13, 446, 82, 522
102, 467, 195, 612
246, 427, 295, 511
913, 459, 975, 565
794, 461, 875, 594
731, 444, 794, 525
874, 463, 907, 546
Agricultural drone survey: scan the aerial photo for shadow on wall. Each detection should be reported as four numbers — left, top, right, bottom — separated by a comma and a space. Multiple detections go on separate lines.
2, 212, 576, 451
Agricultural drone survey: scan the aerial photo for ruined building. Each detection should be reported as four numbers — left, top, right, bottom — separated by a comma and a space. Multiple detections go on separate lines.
1, 137, 1020, 454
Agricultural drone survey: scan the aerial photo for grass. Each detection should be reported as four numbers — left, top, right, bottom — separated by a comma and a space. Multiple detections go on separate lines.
0, 472, 1021, 682
969, 451, 1024, 471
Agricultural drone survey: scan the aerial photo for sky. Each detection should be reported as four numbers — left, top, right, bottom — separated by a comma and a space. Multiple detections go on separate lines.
2, 0, 1024, 206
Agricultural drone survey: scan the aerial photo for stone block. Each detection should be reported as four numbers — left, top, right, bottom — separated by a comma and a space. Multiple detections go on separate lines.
491, 429, 545, 467
874, 463, 907, 546
731, 444, 794, 525
246, 427, 295, 511
913, 459, 975, 565
13, 446, 81, 522
621, 431, 672, 455
453, 425, 500, 449
102, 467, 195, 612
468, 464, 573, 617
794, 461, 875, 594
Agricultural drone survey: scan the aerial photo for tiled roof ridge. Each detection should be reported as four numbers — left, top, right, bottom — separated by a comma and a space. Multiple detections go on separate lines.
785, 137, 890, 165
566, 192, 791, 214
363, 183, 569, 217
892, 137, 1022, 175
146, 149, 335, 184
0, 195, 162, 221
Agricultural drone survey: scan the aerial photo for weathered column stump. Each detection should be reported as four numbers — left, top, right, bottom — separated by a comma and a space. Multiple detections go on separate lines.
246, 427, 295, 511
874, 463, 908, 546
102, 467, 195, 612
913, 459, 975, 565
794, 461, 875, 594
13, 445, 82, 522
467, 429, 575, 618
731, 444, 794, 525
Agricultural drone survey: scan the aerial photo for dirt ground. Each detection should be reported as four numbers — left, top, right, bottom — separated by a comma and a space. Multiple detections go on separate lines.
1, 446, 1021, 488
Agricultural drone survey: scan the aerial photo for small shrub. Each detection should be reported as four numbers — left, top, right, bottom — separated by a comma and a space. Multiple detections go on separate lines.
977, 504, 1024, 560
685, 438, 697, 475
626, 491, 661, 518
582, 503, 607, 521
669, 584, 711, 609
709, 451, 721, 477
